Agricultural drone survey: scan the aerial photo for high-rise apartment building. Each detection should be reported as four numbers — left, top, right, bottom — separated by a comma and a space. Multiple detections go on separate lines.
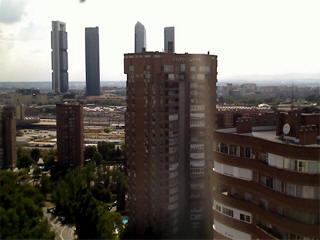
85, 27, 100, 96
0, 107, 16, 169
51, 21, 68, 93
164, 27, 175, 53
124, 51, 217, 238
213, 111, 320, 239
134, 22, 146, 53
56, 101, 84, 168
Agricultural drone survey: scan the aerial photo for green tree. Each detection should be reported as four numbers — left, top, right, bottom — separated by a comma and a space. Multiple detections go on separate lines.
93, 151, 103, 165
31, 148, 41, 162
33, 167, 42, 186
52, 166, 122, 239
0, 171, 55, 239
104, 127, 111, 133
17, 154, 34, 169
112, 168, 127, 212
84, 145, 97, 160
40, 175, 53, 195
97, 141, 116, 161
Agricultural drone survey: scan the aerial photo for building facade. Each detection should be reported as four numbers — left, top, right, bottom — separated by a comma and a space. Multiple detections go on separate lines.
0, 107, 17, 169
134, 22, 146, 53
85, 27, 100, 96
124, 51, 217, 238
164, 27, 175, 53
212, 112, 320, 239
51, 21, 68, 93
56, 102, 84, 168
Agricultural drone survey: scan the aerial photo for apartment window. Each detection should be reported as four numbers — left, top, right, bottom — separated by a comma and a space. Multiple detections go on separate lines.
296, 185, 303, 198
286, 183, 296, 196
260, 153, 268, 164
215, 204, 221, 212
196, 73, 205, 80
164, 65, 173, 72
245, 147, 252, 158
308, 161, 317, 174
190, 66, 196, 72
180, 64, 185, 72
129, 65, 134, 71
240, 214, 251, 223
199, 66, 210, 72
168, 73, 175, 80
222, 207, 234, 217
298, 161, 306, 172
273, 178, 282, 192
220, 143, 228, 154
229, 145, 238, 156
259, 175, 266, 185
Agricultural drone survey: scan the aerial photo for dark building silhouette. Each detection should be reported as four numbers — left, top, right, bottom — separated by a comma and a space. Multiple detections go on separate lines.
85, 27, 100, 96
56, 101, 84, 168
0, 107, 16, 169
124, 51, 217, 238
213, 111, 320, 239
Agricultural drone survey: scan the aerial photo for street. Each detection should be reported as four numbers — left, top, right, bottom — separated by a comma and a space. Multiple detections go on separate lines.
42, 207, 75, 240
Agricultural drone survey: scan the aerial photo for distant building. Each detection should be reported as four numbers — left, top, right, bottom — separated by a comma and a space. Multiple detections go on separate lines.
134, 22, 146, 53
124, 51, 217, 238
16, 104, 25, 120
85, 27, 100, 96
212, 111, 320, 239
56, 101, 84, 168
51, 21, 68, 93
0, 107, 16, 169
216, 106, 276, 129
164, 27, 175, 53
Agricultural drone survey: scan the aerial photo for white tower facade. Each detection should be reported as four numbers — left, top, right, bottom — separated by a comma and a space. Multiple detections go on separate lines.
51, 21, 68, 93
164, 26, 175, 53
134, 21, 146, 53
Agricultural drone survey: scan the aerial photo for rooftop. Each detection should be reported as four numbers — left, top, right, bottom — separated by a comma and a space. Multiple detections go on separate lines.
216, 126, 320, 147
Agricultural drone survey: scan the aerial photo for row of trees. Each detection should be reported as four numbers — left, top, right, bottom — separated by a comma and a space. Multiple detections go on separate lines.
0, 171, 55, 239
84, 142, 124, 164
218, 96, 282, 107
17, 142, 124, 171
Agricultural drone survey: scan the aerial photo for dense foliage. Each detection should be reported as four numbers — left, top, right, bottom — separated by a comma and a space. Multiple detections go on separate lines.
52, 164, 127, 239
0, 171, 55, 239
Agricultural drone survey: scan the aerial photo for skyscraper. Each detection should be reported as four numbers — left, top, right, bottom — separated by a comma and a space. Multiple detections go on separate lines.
134, 22, 146, 53
124, 51, 217, 238
0, 107, 16, 169
51, 21, 68, 93
56, 101, 84, 168
164, 27, 175, 53
85, 27, 100, 96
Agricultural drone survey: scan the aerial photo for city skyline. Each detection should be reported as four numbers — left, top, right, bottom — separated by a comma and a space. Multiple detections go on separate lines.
0, 0, 319, 83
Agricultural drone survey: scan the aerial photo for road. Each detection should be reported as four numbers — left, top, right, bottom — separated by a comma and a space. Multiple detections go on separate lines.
42, 207, 75, 240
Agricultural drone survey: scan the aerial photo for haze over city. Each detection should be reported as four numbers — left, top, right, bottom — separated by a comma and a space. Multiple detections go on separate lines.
0, 0, 319, 83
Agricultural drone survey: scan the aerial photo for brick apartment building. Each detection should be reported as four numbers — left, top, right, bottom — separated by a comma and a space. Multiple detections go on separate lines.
124, 50, 217, 238
216, 106, 276, 129
56, 101, 84, 168
0, 107, 16, 169
212, 111, 320, 239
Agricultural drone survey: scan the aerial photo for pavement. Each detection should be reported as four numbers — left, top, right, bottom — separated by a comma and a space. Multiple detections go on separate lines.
42, 207, 76, 240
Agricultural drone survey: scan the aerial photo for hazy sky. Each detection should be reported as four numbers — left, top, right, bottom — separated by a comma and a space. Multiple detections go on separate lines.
0, 0, 319, 82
